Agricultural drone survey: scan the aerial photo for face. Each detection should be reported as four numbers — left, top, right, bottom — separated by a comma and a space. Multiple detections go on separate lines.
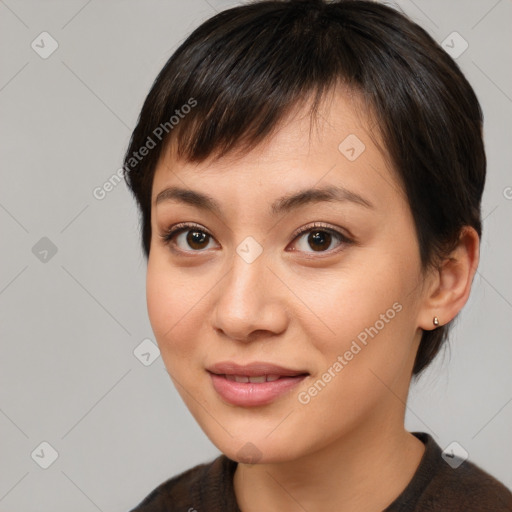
146, 89, 429, 464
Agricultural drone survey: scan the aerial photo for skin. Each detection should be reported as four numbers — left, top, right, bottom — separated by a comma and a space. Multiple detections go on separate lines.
146, 87, 479, 511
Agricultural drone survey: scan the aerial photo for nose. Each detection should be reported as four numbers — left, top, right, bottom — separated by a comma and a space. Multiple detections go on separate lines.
212, 252, 288, 343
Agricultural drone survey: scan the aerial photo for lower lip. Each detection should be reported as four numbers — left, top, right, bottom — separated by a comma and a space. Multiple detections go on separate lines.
209, 372, 308, 407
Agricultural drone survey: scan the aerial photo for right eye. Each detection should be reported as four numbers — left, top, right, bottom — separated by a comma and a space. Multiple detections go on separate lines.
160, 222, 218, 253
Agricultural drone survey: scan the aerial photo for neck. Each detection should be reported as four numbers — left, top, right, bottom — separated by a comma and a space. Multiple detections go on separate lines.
233, 421, 425, 512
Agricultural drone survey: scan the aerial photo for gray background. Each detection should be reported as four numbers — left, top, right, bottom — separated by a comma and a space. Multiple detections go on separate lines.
0, 0, 511, 510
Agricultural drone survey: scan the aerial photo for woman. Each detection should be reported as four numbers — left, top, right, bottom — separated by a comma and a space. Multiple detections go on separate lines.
124, 0, 512, 510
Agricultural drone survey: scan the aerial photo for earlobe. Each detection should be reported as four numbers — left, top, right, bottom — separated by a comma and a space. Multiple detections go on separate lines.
418, 226, 480, 331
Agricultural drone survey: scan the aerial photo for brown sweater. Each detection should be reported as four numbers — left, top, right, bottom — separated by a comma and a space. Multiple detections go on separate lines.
129, 432, 512, 511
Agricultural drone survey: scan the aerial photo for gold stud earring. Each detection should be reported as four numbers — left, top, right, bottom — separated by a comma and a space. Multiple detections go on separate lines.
433, 316, 440, 327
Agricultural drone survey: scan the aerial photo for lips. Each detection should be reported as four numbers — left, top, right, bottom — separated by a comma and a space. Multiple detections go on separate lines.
207, 361, 309, 407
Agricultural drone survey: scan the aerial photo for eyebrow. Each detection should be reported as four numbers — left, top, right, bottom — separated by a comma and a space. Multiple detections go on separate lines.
154, 184, 374, 216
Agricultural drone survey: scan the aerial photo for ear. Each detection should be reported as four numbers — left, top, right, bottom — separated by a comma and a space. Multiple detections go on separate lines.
418, 226, 480, 331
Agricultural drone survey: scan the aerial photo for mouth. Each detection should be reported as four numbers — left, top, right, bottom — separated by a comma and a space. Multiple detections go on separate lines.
206, 361, 309, 407
222, 374, 286, 383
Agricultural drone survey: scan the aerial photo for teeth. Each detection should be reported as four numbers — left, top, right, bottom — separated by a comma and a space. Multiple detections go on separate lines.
248, 376, 266, 383
224, 374, 282, 383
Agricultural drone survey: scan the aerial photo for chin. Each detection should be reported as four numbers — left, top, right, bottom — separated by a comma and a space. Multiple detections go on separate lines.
201, 423, 306, 465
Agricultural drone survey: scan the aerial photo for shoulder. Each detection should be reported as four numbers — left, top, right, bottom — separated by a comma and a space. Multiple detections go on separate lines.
128, 454, 235, 512
400, 433, 512, 512
426, 456, 512, 510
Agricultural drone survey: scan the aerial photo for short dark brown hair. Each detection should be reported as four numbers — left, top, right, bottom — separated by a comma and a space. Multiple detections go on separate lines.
123, 0, 486, 376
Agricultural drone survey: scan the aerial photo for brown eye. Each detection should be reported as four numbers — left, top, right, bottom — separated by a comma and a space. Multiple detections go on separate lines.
185, 230, 210, 250
290, 223, 351, 255
306, 230, 334, 252
161, 223, 217, 252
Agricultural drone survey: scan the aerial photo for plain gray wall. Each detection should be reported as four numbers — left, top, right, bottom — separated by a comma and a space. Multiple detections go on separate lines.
0, 0, 511, 510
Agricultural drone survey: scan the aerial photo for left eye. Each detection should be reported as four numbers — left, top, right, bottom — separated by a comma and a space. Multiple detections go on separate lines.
291, 225, 349, 253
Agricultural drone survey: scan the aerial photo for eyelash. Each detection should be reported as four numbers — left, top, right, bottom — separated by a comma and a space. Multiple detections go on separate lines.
159, 222, 353, 256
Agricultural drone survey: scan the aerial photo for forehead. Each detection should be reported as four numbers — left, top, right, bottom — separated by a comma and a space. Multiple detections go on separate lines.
151, 88, 401, 213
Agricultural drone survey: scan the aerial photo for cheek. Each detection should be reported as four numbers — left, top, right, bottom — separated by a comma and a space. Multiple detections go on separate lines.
145, 256, 203, 362
146, 260, 171, 339
306, 257, 411, 342
302, 251, 421, 390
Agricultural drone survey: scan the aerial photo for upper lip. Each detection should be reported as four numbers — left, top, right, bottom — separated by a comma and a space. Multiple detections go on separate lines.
207, 361, 309, 377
